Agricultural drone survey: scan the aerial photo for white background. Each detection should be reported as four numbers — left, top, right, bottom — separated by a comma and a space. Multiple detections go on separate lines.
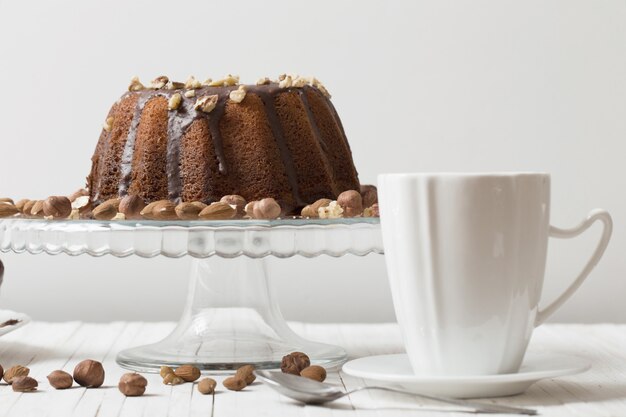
0, 0, 624, 323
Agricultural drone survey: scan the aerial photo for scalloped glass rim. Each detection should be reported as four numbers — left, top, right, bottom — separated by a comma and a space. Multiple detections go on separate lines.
0, 217, 383, 259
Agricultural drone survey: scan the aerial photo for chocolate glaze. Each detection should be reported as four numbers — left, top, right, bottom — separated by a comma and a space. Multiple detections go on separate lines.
112, 83, 331, 206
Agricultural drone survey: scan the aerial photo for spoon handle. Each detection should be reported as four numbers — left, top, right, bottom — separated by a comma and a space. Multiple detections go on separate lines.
349, 386, 537, 415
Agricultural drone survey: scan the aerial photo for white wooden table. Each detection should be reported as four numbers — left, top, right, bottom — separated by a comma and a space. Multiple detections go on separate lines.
0, 322, 624, 417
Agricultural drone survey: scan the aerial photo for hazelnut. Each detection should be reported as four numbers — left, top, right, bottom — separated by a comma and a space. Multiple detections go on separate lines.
229, 85, 247, 103
195, 95, 219, 113
175, 202, 206, 220
43, 196, 72, 219
363, 203, 380, 218
73, 359, 105, 388
235, 365, 256, 385
174, 365, 201, 382
318, 201, 343, 219
68, 188, 89, 202
199, 202, 237, 220
30, 200, 45, 217
220, 195, 246, 216
119, 195, 146, 220
47, 370, 73, 389
15, 199, 29, 212
142, 200, 177, 220
93, 198, 121, 220
197, 377, 217, 395
0, 204, 18, 218
337, 190, 363, 217
222, 376, 246, 391
281, 352, 310, 375
150, 75, 169, 89
252, 198, 281, 220
160, 366, 174, 378
3, 365, 29, 384
163, 373, 185, 385
128, 76, 145, 91
12, 376, 37, 392
168, 93, 182, 110
118, 372, 147, 396
300, 365, 326, 382
103, 116, 114, 132
301, 198, 332, 218
360, 185, 378, 208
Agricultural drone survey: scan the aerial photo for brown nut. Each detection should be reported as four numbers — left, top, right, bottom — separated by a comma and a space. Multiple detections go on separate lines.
360, 185, 378, 208
143, 200, 177, 220
0, 203, 19, 218
43, 196, 72, 218
281, 352, 310, 375
223, 376, 246, 391
93, 198, 121, 220
175, 202, 206, 220
68, 188, 89, 202
0, 198, 14, 205
300, 365, 327, 382
47, 370, 73, 389
30, 200, 45, 217
118, 372, 147, 396
337, 190, 363, 217
174, 365, 201, 382
197, 377, 217, 395
235, 365, 256, 385
244, 201, 256, 218
72, 195, 92, 215
3, 365, 29, 384
160, 366, 174, 378
73, 359, 105, 388
163, 372, 185, 385
22, 200, 36, 216
363, 203, 380, 218
252, 198, 281, 220
199, 202, 237, 220
119, 195, 146, 220
15, 199, 30, 212
220, 195, 247, 217
301, 198, 332, 218
12, 376, 37, 392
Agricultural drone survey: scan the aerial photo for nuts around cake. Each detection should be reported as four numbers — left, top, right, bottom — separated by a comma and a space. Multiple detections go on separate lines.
87, 75, 360, 214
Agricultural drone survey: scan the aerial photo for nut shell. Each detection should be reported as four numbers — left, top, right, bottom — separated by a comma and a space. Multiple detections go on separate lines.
12, 376, 37, 392
197, 377, 217, 395
160, 366, 174, 378
174, 365, 201, 382
301, 198, 332, 218
300, 365, 327, 382
235, 364, 256, 385
163, 373, 185, 385
47, 370, 73, 389
43, 196, 72, 218
4, 365, 29, 384
73, 359, 105, 388
223, 376, 247, 391
118, 372, 148, 396
281, 352, 310, 375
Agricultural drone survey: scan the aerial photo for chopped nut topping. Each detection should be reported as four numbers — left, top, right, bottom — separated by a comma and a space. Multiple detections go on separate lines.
128, 76, 145, 91
201, 78, 213, 86
292, 76, 307, 87
318, 201, 343, 219
311, 78, 331, 98
164, 81, 185, 90
150, 75, 169, 89
256, 77, 271, 86
209, 74, 239, 87
184, 90, 196, 98
103, 117, 114, 132
168, 93, 182, 110
184, 75, 202, 89
279, 75, 293, 88
229, 85, 247, 103
278, 73, 287, 81
195, 95, 219, 113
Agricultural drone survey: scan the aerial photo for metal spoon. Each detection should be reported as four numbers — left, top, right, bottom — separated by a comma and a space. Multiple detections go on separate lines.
255, 370, 537, 415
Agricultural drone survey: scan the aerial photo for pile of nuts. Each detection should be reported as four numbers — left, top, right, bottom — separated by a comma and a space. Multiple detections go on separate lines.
0, 185, 379, 221
159, 363, 256, 393
280, 352, 327, 383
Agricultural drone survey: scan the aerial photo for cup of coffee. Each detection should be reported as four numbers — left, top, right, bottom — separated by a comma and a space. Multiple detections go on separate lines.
378, 172, 612, 376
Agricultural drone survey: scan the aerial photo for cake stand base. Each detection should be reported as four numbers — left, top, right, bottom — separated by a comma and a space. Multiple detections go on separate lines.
116, 256, 347, 373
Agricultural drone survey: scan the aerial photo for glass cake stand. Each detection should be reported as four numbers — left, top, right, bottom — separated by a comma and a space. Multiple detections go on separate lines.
0, 217, 383, 373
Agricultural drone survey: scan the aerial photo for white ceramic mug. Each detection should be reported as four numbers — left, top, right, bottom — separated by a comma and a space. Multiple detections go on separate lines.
378, 173, 612, 376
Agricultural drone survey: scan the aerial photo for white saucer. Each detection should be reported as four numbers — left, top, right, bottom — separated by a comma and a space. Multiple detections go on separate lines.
342, 352, 590, 398
0, 309, 30, 337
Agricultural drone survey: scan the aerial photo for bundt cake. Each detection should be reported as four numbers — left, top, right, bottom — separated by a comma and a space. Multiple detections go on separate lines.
87, 75, 360, 214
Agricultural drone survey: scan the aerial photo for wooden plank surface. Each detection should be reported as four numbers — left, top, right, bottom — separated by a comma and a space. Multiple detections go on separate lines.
0, 323, 624, 417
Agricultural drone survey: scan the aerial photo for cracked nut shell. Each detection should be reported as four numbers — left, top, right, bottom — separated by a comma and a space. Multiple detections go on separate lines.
281, 352, 310, 375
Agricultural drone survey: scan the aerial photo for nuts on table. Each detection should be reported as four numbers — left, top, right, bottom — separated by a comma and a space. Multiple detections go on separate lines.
281, 352, 310, 375
160, 366, 174, 378
118, 372, 148, 396
73, 359, 105, 388
223, 376, 246, 391
119, 195, 146, 220
11, 376, 38, 392
43, 196, 72, 219
252, 198, 281, 219
235, 364, 256, 385
199, 202, 236, 220
220, 195, 247, 216
47, 370, 73, 389
163, 372, 185, 385
337, 190, 363, 217
4, 365, 29, 384
300, 365, 327, 382
174, 365, 201, 382
197, 377, 217, 395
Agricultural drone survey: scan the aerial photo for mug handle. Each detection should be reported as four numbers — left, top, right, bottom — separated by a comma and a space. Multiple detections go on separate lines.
535, 209, 613, 326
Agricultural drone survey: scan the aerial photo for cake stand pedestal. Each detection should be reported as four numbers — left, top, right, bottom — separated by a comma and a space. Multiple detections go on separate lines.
0, 218, 382, 372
